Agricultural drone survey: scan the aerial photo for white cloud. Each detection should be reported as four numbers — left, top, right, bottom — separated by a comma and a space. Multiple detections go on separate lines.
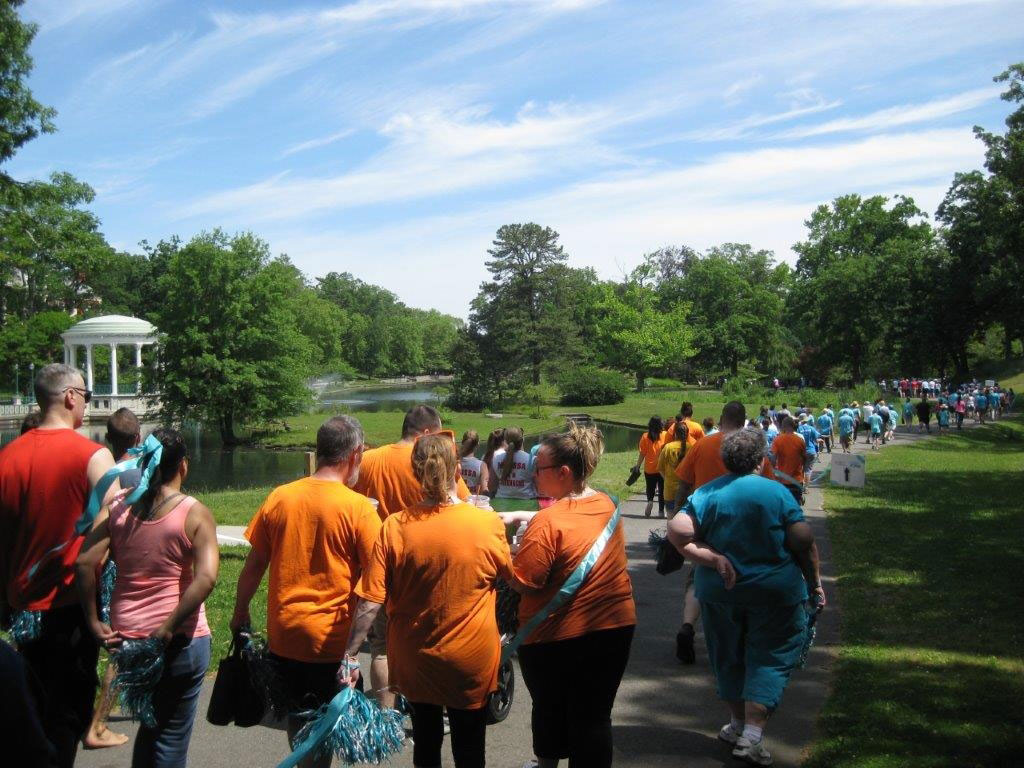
252, 127, 983, 315
775, 87, 1000, 139
282, 129, 357, 158
25, 0, 143, 32
173, 100, 641, 221
724, 74, 763, 102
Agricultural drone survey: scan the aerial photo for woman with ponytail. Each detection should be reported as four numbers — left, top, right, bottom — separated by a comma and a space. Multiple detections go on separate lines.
459, 430, 488, 495
481, 428, 505, 497
76, 428, 219, 768
343, 433, 513, 768
491, 426, 535, 499
500, 423, 636, 768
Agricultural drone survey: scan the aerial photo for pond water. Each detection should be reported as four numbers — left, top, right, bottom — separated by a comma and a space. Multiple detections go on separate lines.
0, 384, 645, 493
317, 385, 442, 412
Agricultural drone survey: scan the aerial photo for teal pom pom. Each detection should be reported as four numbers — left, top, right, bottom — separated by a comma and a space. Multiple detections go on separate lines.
648, 528, 667, 554
112, 637, 165, 727
8, 610, 42, 645
291, 688, 405, 766
99, 560, 117, 624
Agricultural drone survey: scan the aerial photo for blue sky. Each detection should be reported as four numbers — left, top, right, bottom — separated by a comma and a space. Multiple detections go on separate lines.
10, 0, 1024, 316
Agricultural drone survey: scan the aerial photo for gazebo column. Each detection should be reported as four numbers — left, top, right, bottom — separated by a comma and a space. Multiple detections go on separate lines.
110, 344, 119, 395
135, 343, 143, 393
85, 345, 94, 391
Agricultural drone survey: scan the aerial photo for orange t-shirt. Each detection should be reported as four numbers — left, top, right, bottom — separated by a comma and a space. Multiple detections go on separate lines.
637, 431, 668, 473
513, 493, 636, 645
771, 432, 806, 485
356, 502, 512, 709
245, 477, 381, 662
354, 441, 469, 520
684, 418, 706, 446
675, 431, 774, 492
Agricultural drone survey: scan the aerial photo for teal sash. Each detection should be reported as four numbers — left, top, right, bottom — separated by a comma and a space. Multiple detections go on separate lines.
501, 494, 621, 663
25, 435, 163, 584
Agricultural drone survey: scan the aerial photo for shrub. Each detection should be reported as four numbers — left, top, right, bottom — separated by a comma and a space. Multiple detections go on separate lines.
557, 367, 627, 406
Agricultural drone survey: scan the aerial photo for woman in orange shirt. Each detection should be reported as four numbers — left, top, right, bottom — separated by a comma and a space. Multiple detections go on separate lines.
503, 423, 636, 768
634, 416, 667, 518
343, 434, 512, 768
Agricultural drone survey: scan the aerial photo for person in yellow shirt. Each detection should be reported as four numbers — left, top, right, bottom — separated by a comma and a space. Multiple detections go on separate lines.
658, 417, 688, 519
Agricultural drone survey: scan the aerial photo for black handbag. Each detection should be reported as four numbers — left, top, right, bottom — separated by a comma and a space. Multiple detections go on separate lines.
625, 466, 642, 486
206, 630, 266, 727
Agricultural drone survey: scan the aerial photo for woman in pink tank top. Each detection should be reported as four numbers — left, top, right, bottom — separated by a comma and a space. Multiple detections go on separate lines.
77, 428, 219, 768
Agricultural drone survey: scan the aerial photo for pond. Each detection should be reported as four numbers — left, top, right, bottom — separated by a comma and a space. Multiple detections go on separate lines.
0, 422, 309, 494
316, 384, 442, 412
0, 378, 645, 493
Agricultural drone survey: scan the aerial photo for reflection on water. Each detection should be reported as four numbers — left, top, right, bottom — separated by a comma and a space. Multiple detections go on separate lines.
0, 383, 644, 493
0, 422, 307, 493
318, 386, 442, 413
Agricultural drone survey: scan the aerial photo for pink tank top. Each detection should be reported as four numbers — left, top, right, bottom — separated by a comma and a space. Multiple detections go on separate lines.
108, 495, 210, 639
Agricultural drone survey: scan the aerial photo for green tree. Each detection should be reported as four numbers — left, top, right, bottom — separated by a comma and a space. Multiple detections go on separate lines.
153, 231, 315, 444
664, 244, 792, 378
0, 173, 113, 320
789, 195, 933, 382
595, 280, 696, 390
473, 223, 577, 386
964, 62, 1024, 358
0, 309, 72, 395
0, 1, 56, 189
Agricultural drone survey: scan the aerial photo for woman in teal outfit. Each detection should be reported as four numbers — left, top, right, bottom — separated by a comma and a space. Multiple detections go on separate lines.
667, 427, 824, 767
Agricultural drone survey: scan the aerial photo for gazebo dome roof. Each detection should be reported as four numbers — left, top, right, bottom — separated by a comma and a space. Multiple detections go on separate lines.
62, 314, 157, 341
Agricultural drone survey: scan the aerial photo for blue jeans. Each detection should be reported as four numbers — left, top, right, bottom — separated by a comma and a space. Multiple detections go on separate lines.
132, 634, 211, 768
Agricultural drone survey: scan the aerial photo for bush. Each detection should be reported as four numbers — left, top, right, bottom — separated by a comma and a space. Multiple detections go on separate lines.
557, 367, 627, 406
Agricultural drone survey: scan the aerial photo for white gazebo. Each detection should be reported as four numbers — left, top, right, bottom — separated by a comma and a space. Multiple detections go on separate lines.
61, 315, 158, 414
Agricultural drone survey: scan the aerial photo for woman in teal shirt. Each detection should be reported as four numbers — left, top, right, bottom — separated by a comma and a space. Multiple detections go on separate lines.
667, 428, 824, 767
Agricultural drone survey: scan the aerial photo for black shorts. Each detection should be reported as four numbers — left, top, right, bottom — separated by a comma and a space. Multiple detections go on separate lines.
268, 652, 362, 721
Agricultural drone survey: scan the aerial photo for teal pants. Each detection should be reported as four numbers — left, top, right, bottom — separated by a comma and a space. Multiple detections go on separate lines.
700, 601, 807, 711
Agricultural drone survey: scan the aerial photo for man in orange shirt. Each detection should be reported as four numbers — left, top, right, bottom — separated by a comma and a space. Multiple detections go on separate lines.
680, 401, 705, 447
769, 415, 806, 505
671, 401, 771, 664
352, 404, 470, 707
231, 415, 380, 768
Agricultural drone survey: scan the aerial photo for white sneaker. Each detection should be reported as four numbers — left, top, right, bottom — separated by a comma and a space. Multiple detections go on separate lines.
717, 722, 742, 744
732, 736, 773, 766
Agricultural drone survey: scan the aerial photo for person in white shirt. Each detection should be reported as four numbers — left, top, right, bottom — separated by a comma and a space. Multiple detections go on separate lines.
491, 426, 536, 499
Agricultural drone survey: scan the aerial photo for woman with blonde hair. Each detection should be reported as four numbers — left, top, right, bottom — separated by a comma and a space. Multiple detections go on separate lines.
500, 423, 636, 768
342, 433, 513, 768
491, 426, 535, 499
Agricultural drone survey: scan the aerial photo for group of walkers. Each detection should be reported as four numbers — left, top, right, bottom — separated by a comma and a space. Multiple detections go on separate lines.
11, 361, 1006, 767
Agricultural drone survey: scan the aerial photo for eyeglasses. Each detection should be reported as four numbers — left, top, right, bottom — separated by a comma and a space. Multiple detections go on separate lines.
533, 463, 560, 474
65, 386, 92, 404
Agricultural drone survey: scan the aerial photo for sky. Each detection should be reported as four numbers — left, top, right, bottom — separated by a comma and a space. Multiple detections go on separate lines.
9, 0, 1024, 317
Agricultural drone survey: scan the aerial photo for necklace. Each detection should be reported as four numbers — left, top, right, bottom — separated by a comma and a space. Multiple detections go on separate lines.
139, 491, 184, 521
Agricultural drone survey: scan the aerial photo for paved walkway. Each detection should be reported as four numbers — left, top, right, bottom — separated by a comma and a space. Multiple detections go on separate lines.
80, 419, 965, 768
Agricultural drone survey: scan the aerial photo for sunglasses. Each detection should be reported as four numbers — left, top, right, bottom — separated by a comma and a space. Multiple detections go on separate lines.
65, 386, 92, 404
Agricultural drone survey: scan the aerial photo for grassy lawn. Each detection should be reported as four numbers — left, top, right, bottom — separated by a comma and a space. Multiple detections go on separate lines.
256, 410, 565, 449
806, 416, 1024, 767
202, 486, 270, 527
584, 390, 752, 426
206, 546, 268, 662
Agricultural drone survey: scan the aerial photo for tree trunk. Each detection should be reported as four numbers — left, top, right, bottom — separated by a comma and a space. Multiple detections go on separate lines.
635, 370, 645, 392
730, 354, 738, 377
220, 411, 238, 446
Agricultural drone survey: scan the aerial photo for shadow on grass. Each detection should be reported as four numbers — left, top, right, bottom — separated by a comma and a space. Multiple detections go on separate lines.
805, 650, 1022, 768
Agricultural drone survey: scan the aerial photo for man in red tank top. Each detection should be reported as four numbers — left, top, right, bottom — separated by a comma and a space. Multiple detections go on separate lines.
0, 363, 118, 768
